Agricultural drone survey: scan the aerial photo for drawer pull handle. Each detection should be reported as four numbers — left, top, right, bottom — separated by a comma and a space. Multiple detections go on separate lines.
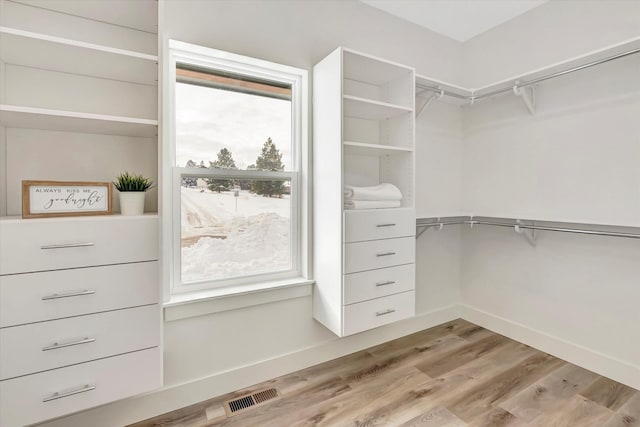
376, 309, 396, 317
42, 290, 95, 300
376, 280, 396, 287
42, 337, 95, 352
40, 242, 95, 250
376, 252, 396, 257
43, 384, 95, 403
376, 223, 396, 228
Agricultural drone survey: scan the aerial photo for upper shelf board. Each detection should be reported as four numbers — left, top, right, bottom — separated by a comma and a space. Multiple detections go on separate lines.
416, 36, 640, 101
343, 95, 413, 120
343, 48, 414, 87
11, 0, 158, 34
0, 104, 158, 138
343, 141, 413, 156
0, 27, 158, 85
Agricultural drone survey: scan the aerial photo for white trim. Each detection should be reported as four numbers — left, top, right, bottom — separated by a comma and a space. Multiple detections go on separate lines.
459, 304, 640, 390
163, 39, 309, 298
164, 279, 313, 321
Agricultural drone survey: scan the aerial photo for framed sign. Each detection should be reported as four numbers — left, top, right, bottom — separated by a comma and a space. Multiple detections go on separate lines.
22, 180, 113, 219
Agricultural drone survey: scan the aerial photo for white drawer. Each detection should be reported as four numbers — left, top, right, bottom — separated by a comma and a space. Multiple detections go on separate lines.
0, 215, 158, 275
343, 290, 415, 336
0, 261, 159, 327
343, 208, 415, 243
0, 305, 159, 380
344, 236, 415, 274
344, 263, 415, 305
0, 347, 161, 427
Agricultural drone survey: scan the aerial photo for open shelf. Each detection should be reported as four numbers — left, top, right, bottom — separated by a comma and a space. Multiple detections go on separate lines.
343, 48, 413, 86
343, 95, 412, 120
0, 104, 158, 137
0, 27, 158, 85
343, 141, 413, 156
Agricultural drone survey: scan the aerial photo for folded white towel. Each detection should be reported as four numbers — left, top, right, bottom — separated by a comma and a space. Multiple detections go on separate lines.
344, 200, 401, 210
343, 183, 402, 201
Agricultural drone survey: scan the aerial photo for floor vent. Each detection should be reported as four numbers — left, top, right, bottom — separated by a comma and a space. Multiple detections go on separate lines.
223, 388, 279, 417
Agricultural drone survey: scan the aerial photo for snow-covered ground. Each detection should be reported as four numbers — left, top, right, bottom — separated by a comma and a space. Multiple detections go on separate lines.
181, 187, 291, 283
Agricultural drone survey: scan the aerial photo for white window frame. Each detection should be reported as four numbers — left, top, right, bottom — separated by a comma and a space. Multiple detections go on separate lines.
162, 39, 309, 297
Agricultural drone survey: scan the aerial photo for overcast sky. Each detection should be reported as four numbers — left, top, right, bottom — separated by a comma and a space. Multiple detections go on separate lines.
175, 82, 292, 170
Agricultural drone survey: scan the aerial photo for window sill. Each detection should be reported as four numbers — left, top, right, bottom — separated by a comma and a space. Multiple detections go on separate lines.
163, 278, 314, 321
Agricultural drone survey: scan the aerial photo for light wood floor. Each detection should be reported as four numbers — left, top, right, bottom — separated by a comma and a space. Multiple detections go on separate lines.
131, 319, 640, 427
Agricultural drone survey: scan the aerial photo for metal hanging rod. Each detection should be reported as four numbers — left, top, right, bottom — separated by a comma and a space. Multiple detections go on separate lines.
416, 84, 468, 100
416, 217, 640, 240
416, 47, 640, 104
472, 47, 640, 101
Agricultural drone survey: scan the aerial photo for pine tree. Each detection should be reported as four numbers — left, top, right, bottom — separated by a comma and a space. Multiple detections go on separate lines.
206, 148, 237, 193
251, 138, 286, 198
181, 160, 198, 187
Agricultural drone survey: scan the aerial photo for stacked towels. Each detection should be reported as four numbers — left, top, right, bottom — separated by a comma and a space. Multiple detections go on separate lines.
344, 183, 403, 209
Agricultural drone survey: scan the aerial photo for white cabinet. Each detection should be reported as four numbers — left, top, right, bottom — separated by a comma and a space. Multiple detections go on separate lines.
0, 348, 161, 427
313, 47, 416, 336
0, 1, 161, 425
0, 217, 162, 427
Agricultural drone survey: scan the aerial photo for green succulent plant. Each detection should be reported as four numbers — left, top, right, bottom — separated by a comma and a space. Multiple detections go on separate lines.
113, 172, 153, 192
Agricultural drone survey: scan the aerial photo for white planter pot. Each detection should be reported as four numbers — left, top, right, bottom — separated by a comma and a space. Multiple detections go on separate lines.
119, 192, 146, 216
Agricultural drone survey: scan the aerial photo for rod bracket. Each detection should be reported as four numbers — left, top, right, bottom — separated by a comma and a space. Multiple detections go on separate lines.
513, 82, 536, 115
415, 88, 442, 118
515, 220, 537, 246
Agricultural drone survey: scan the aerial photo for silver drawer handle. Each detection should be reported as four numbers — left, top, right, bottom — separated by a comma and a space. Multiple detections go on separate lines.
42, 337, 95, 352
376, 309, 396, 317
42, 290, 95, 300
376, 223, 396, 228
43, 384, 95, 403
376, 252, 396, 257
41, 242, 95, 250
376, 280, 396, 287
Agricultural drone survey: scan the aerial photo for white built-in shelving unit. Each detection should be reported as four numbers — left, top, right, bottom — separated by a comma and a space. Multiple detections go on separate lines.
0, 1, 161, 425
313, 47, 416, 337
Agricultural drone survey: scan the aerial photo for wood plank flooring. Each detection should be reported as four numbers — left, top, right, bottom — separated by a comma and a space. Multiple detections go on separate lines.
130, 319, 640, 427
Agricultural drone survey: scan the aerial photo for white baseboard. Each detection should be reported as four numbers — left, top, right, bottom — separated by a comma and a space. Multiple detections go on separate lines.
459, 304, 640, 390
39, 304, 461, 427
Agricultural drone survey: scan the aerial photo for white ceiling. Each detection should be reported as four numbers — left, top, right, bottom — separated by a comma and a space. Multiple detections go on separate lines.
361, 0, 549, 42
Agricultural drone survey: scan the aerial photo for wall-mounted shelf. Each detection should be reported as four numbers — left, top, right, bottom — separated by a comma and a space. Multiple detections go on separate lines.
343, 95, 412, 120
343, 141, 413, 156
0, 27, 158, 85
0, 104, 158, 137
415, 36, 640, 112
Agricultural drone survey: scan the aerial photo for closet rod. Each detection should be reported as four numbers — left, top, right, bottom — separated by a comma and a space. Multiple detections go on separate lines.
416, 47, 640, 103
472, 47, 640, 101
416, 218, 640, 239
416, 84, 468, 100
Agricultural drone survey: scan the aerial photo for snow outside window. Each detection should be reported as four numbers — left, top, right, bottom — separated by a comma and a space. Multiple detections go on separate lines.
166, 42, 308, 294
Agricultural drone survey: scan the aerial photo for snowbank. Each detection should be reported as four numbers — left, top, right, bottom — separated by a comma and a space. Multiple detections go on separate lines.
181, 188, 291, 283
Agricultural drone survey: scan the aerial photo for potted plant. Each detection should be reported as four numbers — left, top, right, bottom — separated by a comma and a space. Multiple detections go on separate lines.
113, 172, 153, 216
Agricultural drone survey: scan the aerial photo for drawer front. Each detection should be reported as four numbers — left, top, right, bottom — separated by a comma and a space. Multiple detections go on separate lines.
0, 216, 158, 275
0, 347, 160, 427
0, 305, 159, 380
344, 263, 415, 305
343, 291, 415, 336
0, 261, 159, 327
344, 236, 415, 274
344, 208, 415, 243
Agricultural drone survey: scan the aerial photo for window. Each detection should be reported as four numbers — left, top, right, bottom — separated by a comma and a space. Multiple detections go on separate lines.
164, 41, 308, 294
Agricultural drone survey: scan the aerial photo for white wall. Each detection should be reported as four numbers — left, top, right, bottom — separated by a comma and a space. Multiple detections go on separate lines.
460, 0, 640, 389
462, 0, 640, 87
38, 2, 463, 426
